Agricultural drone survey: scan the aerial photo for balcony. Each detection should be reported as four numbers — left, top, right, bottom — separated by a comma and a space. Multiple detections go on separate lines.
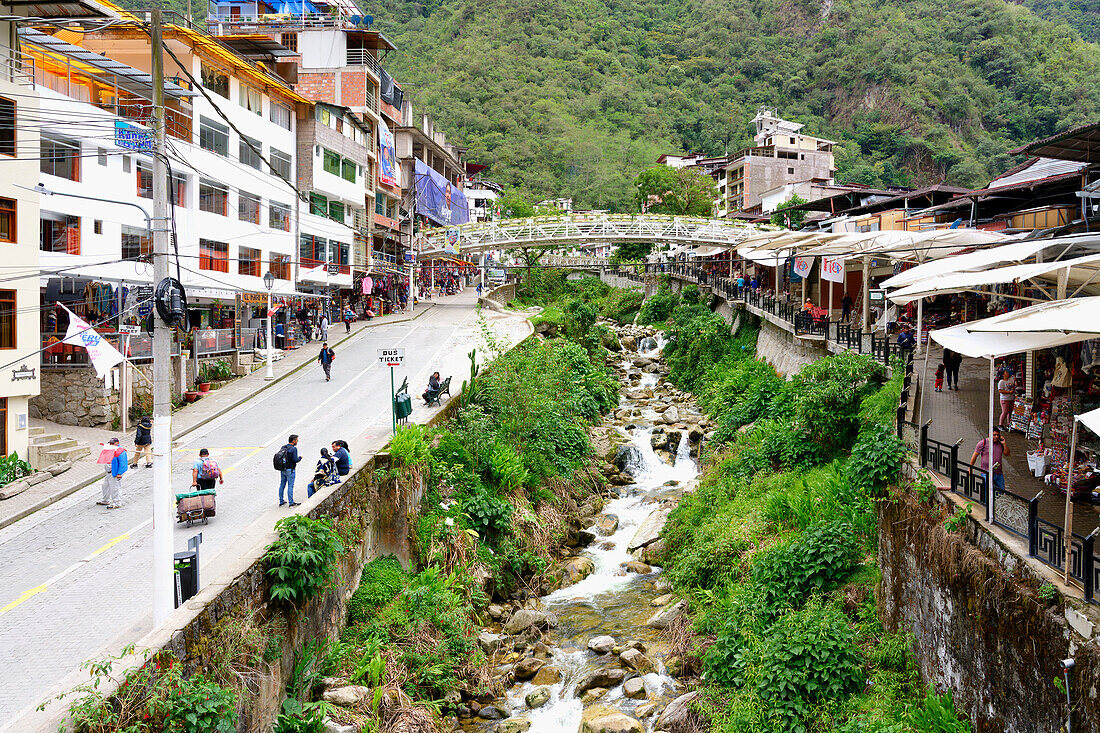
0, 47, 35, 87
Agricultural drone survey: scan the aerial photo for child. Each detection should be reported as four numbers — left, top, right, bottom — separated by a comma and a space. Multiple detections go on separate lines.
935, 363, 945, 392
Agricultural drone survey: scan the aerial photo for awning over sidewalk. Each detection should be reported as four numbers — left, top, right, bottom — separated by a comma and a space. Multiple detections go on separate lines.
930, 322, 1089, 358
887, 253, 1100, 304
967, 295, 1100, 335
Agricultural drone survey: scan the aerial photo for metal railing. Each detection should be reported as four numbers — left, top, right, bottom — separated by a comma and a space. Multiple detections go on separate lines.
0, 48, 34, 87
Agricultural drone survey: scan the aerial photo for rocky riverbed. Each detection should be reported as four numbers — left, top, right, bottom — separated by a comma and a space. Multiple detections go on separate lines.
456, 323, 709, 733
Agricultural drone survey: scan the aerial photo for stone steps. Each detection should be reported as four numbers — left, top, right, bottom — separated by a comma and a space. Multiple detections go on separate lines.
28, 434, 90, 470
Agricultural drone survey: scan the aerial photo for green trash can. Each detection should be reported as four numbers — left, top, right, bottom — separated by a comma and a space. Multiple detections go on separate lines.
394, 392, 413, 421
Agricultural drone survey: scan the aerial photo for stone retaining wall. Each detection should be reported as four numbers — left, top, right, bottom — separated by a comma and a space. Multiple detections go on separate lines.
29, 368, 114, 427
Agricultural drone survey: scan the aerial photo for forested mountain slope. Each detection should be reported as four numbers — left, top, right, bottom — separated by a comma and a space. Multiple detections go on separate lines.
372, 0, 1099, 210
1014, 0, 1099, 42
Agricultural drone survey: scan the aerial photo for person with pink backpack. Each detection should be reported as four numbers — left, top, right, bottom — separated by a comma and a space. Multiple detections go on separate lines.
191, 448, 224, 491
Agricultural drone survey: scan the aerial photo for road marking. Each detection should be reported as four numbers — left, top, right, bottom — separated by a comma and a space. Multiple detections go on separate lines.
0, 586, 45, 614
173, 446, 264, 452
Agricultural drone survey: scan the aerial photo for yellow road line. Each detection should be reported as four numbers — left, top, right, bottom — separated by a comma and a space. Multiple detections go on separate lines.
89, 533, 130, 557
0, 585, 46, 614
173, 446, 265, 452
223, 446, 265, 472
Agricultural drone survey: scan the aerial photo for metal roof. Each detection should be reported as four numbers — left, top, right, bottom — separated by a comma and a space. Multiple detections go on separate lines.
1010, 122, 1100, 164
21, 28, 196, 100
987, 157, 1087, 188
0, 0, 116, 18
214, 34, 299, 59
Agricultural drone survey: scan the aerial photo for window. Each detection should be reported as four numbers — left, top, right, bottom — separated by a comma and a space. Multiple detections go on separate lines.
199, 117, 229, 156
41, 137, 80, 181
122, 156, 131, 173
270, 102, 292, 130
173, 173, 188, 206
239, 84, 262, 115
334, 239, 349, 266
137, 162, 152, 198
328, 201, 344, 223
299, 233, 326, 266
200, 62, 229, 98
310, 193, 327, 216
97, 149, 107, 166
239, 192, 260, 224
40, 213, 80, 254
269, 202, 291, 231
280, 32, 297, 52
319, 108, 331, 126
121, 225, 151, 260
375, 191, 385, 216
238, 245, 261, 277
789, 137, 796, 144
239, 135, 262, 170
322, 149, 340, 176
93, 220, 102, 235
341, 157, 356, 183
787, 167, 795, 174
0, 198, 14, 243
199, 238, 228, 272
269, 253, 290, 280
0, 96, 13, 157
269, 148, 291, 179
0, 290, 13, 349
199, 180, 229, 216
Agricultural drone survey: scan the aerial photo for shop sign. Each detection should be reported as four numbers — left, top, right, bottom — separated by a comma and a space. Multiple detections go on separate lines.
11, 364, 36, 381
869, 289, 886, 303
241, 293, 269, 304
792, 256, 815, 280
444, 229, 460, 255
821, 258, 845, 283
114, 120, 154, 152
327, 262, 339, 275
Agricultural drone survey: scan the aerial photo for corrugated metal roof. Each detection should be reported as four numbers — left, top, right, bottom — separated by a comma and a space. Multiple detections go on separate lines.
987, 157, 1087, 189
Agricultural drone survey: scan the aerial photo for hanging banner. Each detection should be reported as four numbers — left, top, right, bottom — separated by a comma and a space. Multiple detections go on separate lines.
414, 159, 469, 227
792, 256, 815, 280
378, 118, 399, 187
821, 257, 845, 283
60, 304, 125, 378
444, 228, 460, 255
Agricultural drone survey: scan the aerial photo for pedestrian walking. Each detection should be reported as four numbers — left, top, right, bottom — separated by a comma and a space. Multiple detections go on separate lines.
191, 448, 223, 491
133, 415, 152, 468
476, 282, 483, 297
343, 308, 353, 333
274, 434, 303, 507
997, 369, 1017, 429
318, 342, 335, 381
934, 363, 945, 392
841, 293, 853, 323
971, 426, 1009, 493
274, 321, 285, 349
943, 348, 962, 391
96, 437, 128, 509
319, 314, 329, 341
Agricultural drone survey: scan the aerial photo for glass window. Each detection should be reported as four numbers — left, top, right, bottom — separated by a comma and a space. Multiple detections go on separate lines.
239, 84, 262, 115
122, 156, 131, 173
0, 198, 14, 243
269, 148, 291, 179
270, 102, 292, 130
137, 162, 152, 199
375, 191, 385, 216
322, 149, 340, 176
320, 108, 331, 126
199, 238, 229, 272
121, 224, 151, 260
40, 213, 80, 254
0, 96, 13, 157
310, 193, 327, 216
97, 149, 107, 166
173, 173, 188, 206
328, 201, 344, 223
280, 32, 297, 52
198, 117, 229, 156
199, 179, 228, 216
269, 202, 290, 231
40, 137, 80, 180
0, 289, 13, 349
299, 233, 325, 265
269, 253, 290, 280
239, 192, 260, 224
341, 157, 356, 183
239, 135, 262, 170
200, 62, 229, 98
238, 246, 261, 277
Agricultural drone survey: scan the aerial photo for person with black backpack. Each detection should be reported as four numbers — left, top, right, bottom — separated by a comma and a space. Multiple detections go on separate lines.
318, 342, 335, 382
274, 434, 304, 507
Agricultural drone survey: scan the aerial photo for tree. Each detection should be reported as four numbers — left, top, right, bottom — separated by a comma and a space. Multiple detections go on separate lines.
496, 192, 559, 219
611, 241, 654, 263
633, 166, 717, 217
770, 195, 809, 230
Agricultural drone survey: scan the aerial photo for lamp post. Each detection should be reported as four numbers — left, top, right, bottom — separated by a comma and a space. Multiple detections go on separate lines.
264, 270, 275, 381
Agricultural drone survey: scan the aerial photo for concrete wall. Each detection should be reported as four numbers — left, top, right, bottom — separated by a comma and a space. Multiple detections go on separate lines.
754, 317, 830, 377
479, 282, 517, 311
598, 272, 645, 291
879, 492, 1100, 733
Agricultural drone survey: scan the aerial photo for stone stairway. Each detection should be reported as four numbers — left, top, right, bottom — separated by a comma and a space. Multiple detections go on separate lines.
27, 426, 90, 470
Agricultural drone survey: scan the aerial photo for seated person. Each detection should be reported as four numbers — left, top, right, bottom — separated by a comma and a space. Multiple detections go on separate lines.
423, 371, 442, 404
306, 448, 341, 497
331, 440, 351, 476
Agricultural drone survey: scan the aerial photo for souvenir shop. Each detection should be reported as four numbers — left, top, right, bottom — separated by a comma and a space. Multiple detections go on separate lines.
356, 270, 409, 316
989, 338, 1100, 501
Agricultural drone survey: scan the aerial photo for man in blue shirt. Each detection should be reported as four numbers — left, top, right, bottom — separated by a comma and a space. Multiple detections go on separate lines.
331, 441, 351, 476
278, 434, 304, 507
274, 321, 285, 349
97, 437, 128, 509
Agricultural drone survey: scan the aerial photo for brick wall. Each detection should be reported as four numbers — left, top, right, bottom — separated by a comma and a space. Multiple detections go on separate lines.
296, 72, 336, 104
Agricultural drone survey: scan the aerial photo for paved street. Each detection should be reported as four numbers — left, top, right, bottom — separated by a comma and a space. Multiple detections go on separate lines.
0, 292, 531, 725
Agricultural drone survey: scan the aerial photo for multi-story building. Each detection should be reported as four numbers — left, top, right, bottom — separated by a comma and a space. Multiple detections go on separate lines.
396, 96, 466, 241
462, 171, 503, 222
720, 107, 836, 216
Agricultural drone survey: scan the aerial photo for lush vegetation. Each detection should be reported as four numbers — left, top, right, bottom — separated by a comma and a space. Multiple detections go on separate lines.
648, 294, 969, 731
0, 451, 32, 487
374, 0, 1100, 209
634, 165, 720, 216
265, 515, 346, 606
1019, 0, 1100, 42
517, 269, 645, 330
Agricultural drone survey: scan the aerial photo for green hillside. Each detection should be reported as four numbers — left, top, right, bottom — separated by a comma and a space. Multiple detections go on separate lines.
372, 0, 1100, 211
1016, 0, 1100, 42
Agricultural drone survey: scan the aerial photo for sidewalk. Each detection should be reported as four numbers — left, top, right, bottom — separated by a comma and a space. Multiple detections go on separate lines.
0, 300, 443, 530
918, 343, 1100, 536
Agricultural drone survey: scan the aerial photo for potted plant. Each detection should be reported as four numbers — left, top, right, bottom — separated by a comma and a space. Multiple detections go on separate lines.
197, 364, 212, 392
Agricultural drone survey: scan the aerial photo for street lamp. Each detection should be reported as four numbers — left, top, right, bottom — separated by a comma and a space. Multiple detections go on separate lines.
263, 270, 275, 381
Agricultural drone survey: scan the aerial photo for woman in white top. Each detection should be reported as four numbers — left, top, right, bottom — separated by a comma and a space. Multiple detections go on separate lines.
997, 369, 1017, 429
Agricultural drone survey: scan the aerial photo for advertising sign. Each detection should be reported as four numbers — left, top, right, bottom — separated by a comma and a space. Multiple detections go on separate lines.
444, 228, 460, 255
821, 258, 845, 283
792, 256, 815, 280
114, 120, 154, 152
414, 159, 469, 227
378, 118, 399, 187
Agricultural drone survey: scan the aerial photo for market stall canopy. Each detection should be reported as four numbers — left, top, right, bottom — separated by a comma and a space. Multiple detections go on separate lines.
929, 322, 1092, 358
887, 253, 1100, 304
1078, 407, 1100, 438
966, 296, 1100, 335
688, 245, 729, 257
737, 246, 794, 265
881, 237, 1073, 290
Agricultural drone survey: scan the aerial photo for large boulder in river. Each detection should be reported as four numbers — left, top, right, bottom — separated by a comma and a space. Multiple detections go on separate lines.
526, 687, 551, 709
646, 599, 687, 629
560, 556, 596, 586
655, 691, 700, 733
499, 720, 532, 733
504, 609, 554, 635
575, 667, 625, 695
659, 406, 681, 425
533, 666, 562, 685
322, 686, 371, 706
623, 676, 648, 700
588, 635, 616, 654
514, 657, 545, 681
614, 445, 643, 475
619, 648, 656, 674
628, 506, 674, 551
594, 514, 620, 535
579, 705, 644, 733
620, 334, 637, 351
478, 631, 504, 655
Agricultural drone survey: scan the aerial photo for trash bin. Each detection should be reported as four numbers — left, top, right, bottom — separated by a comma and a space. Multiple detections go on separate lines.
394, 392, 413, 421
174, 550, 198, 608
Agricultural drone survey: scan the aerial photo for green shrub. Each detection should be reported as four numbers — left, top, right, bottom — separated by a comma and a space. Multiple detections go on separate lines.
847, 423, 907, 493
0, 451, 31, 487
751, 520, 861, 613
274, 698, 329, 733
599, 289, 644, 323
462, 486, 512, 538
905, 690, 973, 732
347, 557, 408, 624
638, 283, 677, 323
487, 441, 529, 491
391, 425, 430, 466
265, 515, 345, 606
562, 296, 598, 339
164, 675, 237, 733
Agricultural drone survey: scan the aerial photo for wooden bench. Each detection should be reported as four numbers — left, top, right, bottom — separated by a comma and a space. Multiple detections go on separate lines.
425, 375, 452, 406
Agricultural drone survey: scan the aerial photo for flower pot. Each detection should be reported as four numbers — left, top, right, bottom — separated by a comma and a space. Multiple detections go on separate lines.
198, 382, 211, 393
184, 391, 201, 403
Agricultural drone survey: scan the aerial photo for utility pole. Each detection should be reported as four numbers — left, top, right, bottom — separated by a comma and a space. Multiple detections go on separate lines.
150, 5, 174, 625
